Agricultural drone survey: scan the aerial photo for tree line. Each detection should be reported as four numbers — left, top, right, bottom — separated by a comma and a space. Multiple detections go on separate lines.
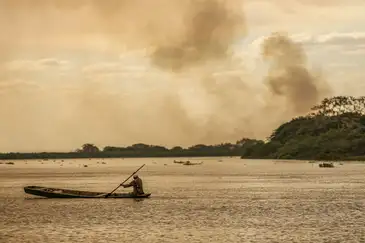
1, 96, 364, 161
0, 139, 263, 160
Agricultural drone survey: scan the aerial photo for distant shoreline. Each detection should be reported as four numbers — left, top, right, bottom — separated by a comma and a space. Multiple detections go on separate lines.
0, 151, 238, 160
0, 152, 364, 162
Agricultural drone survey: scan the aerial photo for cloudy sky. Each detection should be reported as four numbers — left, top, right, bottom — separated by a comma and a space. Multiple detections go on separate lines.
0, 0, 364, 152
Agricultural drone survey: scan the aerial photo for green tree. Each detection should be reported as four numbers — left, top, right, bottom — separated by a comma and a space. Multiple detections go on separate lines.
77, 143, 100, 153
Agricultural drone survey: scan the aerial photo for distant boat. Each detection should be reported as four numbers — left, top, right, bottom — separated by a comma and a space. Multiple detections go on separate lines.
24, 186, 151, 199
173, 160, 203, 165
318, 162, 335, 168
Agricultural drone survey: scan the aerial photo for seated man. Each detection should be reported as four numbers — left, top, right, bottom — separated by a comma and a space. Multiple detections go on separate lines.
122, 174, 145, 195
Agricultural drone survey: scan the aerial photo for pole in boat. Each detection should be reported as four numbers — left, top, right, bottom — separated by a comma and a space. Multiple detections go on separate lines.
105, 164, 145, 198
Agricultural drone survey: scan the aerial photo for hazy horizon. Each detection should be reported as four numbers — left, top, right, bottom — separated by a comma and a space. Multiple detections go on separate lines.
1, 0, 364, 152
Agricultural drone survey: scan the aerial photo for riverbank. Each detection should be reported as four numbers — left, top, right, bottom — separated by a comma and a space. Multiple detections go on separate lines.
1, 152, 365, 161
0, 151, 238, 160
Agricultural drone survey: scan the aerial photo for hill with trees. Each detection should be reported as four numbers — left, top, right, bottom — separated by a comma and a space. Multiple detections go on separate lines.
0, 96, 364, 161
241, 96, 365, 160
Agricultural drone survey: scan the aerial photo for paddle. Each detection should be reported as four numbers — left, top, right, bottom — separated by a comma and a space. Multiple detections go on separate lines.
105, 164, 145, 198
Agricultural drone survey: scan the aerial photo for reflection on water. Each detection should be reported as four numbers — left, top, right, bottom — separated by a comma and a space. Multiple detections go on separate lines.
0, 158, 364, 243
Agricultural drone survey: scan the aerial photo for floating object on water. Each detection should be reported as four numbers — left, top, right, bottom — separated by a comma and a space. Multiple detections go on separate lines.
173, 160, 185, 164
83, 165, 88, 167
24, 186, 151, 199
183, 161, 203, 166
319, 162, 334, 168
6, 162, 14, 165
173, 160, 203, 166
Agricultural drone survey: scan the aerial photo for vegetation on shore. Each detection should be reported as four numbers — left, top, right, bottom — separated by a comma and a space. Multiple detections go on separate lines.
241, 96, 365, 160
0, 140, 261, 160
1, 96, 364, 161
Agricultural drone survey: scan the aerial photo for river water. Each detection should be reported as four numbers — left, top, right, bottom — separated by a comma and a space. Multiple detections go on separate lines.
0, 157, 364, 243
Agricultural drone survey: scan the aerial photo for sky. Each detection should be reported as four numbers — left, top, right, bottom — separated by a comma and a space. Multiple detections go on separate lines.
0, 0, 364, 152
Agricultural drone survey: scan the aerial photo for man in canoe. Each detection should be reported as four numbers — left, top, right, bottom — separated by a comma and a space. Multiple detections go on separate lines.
122, 174, 145, 195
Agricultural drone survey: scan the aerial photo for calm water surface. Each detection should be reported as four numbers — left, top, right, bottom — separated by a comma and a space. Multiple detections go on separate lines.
0, 157, 364, 243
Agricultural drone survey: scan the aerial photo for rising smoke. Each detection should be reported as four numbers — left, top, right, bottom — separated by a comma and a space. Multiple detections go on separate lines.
150, 0, 245, 71
261, 32, 328, 113
0, 0, 329, 152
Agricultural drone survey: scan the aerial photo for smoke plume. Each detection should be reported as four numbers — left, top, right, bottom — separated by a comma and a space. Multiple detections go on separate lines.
261, 32, 328, 113
0, 0, 330, 152
150, 0, 246, 71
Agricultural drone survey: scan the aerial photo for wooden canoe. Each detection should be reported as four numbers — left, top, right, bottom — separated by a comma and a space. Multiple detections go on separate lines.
24, 185, 151, 199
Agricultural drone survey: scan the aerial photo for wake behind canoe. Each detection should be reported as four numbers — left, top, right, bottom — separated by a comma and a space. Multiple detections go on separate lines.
24, 186, 151, 199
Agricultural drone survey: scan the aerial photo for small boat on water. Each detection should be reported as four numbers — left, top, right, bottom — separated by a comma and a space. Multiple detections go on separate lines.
319, 162, 335, 168
24, 186, 151, 199
173, 160, 203, 166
